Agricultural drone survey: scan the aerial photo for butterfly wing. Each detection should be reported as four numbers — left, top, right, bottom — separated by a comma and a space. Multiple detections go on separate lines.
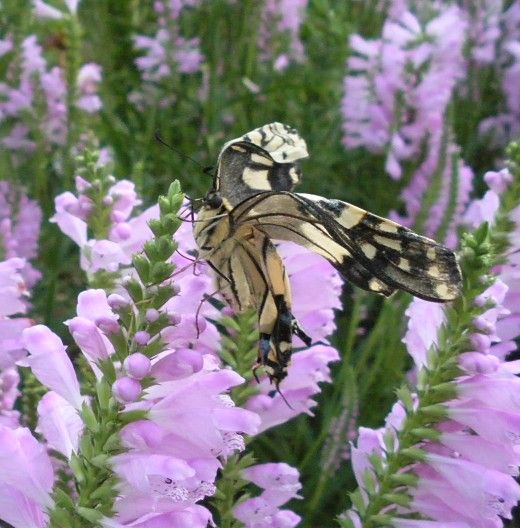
231, 191, 462, 302
215, 123, 308, 209
205, 223, 305, 382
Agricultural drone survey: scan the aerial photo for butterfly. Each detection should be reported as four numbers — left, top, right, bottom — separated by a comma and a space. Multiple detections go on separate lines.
193, 122, 462, 388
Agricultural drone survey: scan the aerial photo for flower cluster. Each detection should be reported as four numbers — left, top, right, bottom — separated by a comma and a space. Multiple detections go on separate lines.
43, 153, 344, 525
131, 0, 203, 108
0, 180, 263, 527
0, 182, 42, 287
0, 183, 42, 429
342, 6, 473, 246
479, 3, 520, 147
0, 259, 32, 429
234, 463, 302, 527
258, 0, 308, 70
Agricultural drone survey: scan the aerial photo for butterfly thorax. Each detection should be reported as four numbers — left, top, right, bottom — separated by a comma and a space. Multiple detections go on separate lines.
193, 194, 231, 258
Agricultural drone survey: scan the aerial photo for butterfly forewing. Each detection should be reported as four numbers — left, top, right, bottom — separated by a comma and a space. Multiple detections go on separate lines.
231, 191, 462, 302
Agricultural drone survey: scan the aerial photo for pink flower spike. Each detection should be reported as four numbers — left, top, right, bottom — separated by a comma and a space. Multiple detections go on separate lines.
36, 391, 83, 460
23, 325, 83, 410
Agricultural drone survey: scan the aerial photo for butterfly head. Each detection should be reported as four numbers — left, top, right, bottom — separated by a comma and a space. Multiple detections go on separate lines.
203, 190, 223, 210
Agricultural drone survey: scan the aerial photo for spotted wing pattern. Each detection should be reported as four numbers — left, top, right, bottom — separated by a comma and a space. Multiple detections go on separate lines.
215, 122, 308, 209
231, 191, 462, 302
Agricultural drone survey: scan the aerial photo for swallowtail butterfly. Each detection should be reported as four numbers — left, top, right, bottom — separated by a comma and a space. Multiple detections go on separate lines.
194, 123, 462, 387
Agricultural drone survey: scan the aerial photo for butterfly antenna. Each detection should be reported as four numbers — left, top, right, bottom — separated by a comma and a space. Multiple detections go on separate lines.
275, 381, 293, 410
155, 130, 211, 174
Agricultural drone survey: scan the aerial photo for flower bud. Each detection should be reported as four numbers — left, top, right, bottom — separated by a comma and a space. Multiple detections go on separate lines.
112, 222, 132, 240
134, 331, 150, 346
146, 308, 160, 322
469, 333, 491, 353
107, 293, 129, 310
113, 377, 141, 403
124, 353, 151, 380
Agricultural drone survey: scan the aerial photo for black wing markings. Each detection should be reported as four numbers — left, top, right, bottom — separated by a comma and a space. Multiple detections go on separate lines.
230, 191, 461, 302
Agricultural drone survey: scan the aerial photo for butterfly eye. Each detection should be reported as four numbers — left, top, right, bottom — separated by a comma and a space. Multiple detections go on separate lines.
205, 192, 223, 209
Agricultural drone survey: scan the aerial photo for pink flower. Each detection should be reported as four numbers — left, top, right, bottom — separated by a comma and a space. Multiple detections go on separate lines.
403, 298, 445, 369
76, 63, 102, 113
0, 183, 42, 288
0, 258, 28, 317
109, 364, 257, 524
258, 0, 308, 67
246, 344, 339, 433
23, 325, 84, 410
36, 391, 83, 459
0, 425, 54, 509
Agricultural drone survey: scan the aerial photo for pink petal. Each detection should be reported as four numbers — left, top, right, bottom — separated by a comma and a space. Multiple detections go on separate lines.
23, 325, 83, 409
36, 391, 83, 459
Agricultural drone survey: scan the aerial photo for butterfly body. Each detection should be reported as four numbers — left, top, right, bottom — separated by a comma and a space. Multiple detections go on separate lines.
194, 123, 462, 386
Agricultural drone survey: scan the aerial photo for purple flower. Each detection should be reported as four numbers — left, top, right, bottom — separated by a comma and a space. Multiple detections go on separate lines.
0, 368, 20, 428
258, 0, 308, 68
343, 6, 473, 244
0, 258, 28, 318
109, 364, 259, 525
36, 391, 83, 459
23, 325, 84, 410
33, 0, 65, 20
113, 377, 142, 403
238, 462, 302, 525
403, 298, 445, 369
246, 344, 339, 432
0, 183, 42, 288
0, 257, 34, 429
52, 180, 153, 274
76, 63, 103, 113
233, 460, 302, 527
0, 425, 54, 527
132, 1, 204, 105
